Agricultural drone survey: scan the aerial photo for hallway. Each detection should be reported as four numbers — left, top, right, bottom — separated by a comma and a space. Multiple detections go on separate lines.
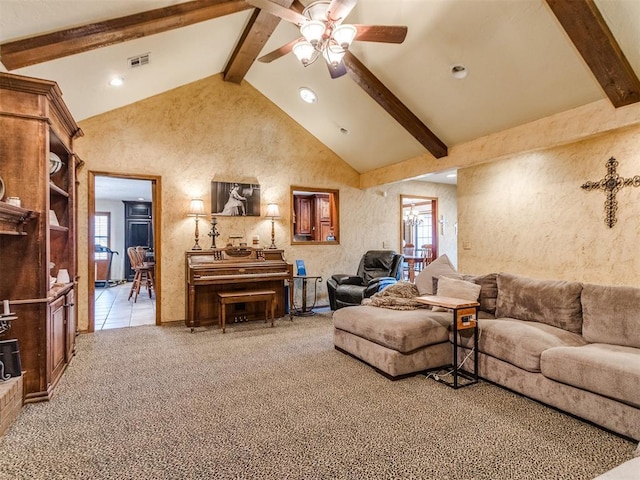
94, 282, 155, 330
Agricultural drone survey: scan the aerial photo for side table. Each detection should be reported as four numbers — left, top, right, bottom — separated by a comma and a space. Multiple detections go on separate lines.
415, 295, 479, 389
293, 275, 322, 316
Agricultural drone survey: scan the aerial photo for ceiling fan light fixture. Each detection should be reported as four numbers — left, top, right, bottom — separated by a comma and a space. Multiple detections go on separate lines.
293, 41, 316, 65
323, 45, 345, 66
300, 20, 325, 46
303, 1, 330, 21
332, 24, 357, 49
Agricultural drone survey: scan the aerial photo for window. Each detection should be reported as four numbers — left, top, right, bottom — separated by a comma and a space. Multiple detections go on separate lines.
415, 203, 434, 249
94, 212, 110, 260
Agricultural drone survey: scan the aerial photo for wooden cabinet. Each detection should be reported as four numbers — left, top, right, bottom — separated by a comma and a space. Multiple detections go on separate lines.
316, 194, 332, 241
49, 295, 67, 384
293, 194, 334, 242
123, 201, 153, 281
65, 288, 76, 360
294, 197, 313, 237
0, 72, 82, 402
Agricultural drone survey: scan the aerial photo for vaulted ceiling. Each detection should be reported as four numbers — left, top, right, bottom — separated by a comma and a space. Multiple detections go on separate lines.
1, 0, 639, 178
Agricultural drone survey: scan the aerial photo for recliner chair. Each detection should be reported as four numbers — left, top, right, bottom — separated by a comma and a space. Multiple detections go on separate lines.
327, 250, 404, 310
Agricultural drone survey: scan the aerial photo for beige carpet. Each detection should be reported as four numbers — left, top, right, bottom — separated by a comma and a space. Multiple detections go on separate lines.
0, 313, 635, 479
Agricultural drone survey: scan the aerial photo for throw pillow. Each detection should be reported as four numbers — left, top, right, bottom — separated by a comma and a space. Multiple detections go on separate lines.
414, 254, 456, 295
432, 276, 482, 311
434, 272, 498, 314
495, 273, 583, 333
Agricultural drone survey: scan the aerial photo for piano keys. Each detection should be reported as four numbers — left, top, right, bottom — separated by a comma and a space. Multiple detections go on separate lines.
185, 247, 293, 330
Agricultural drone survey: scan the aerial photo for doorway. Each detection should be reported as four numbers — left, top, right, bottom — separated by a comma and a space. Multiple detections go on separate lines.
400, 195, 438, 281
88, 172, 162, 332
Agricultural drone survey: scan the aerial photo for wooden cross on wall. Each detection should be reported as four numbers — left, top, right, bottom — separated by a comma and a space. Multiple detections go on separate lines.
581, 157, 640, 228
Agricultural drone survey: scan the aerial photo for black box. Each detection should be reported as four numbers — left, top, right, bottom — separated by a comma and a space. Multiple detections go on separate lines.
0, 339, 22, 379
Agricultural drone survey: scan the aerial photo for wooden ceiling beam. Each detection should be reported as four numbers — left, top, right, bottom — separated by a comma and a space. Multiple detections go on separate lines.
545, 0, 640, 107
228, 1, 447, 158
223, 0, 294, 83
343, 51, 448, 159
0, 0, 250, 71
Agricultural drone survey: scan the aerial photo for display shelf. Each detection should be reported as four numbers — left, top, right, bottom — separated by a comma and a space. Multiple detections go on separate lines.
0, 202, 39, 235
0, 71, 81, 403
49, 182, 69, 198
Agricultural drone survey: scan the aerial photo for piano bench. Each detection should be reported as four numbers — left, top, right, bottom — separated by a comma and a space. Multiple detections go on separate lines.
217, 290, 276, 333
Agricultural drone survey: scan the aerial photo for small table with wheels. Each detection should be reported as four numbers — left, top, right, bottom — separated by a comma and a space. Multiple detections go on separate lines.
415, 295, 480, 389
293, 275, 322, 316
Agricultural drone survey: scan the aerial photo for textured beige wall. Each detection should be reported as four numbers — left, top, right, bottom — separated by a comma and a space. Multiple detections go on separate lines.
458, 123, 640, 285
361, 99, 640, 188
75, 74, 458, 330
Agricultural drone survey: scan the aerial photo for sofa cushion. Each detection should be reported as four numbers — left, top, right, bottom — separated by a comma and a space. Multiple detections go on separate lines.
415, 254, 456, 295
495, 273, 583, 333
432, 276, 481, 312
541, 344, 640, 408
581, 283, 640, 349
333, 305, 451, 353
462, 318, 587, 372
435, 273, 498, 315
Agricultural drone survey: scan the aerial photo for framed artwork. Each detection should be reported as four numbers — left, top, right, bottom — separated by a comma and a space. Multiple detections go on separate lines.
211, 181, 261, 216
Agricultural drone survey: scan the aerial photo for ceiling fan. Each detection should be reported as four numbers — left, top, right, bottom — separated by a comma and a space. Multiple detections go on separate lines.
247, 0, 408, 78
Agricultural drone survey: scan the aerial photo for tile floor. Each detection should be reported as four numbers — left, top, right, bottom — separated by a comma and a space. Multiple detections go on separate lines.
94, 282, 156, 330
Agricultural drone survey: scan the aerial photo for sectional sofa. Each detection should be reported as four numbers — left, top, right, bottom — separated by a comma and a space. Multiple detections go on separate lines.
332, 266, 640, 443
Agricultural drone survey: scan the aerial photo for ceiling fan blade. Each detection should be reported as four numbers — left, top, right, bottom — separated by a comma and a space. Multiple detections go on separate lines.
327, 0, 358, 24
257, 38, 300, 63
353, 25, 408, 44
327, 60, 348, 79
246, 0, 307, 25
326, 0, 357, 23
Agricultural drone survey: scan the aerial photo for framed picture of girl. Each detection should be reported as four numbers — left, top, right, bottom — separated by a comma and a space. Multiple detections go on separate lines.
211, 182, 261, 216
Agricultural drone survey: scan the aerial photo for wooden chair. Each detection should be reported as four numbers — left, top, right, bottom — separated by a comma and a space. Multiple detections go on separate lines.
127, 246, 155, 302
421, 245, 434, 267
402, 244, 415, 280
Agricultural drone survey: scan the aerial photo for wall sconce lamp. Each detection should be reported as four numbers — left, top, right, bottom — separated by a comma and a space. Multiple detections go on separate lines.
265, 203, 280, 249
187, 198, 206, 250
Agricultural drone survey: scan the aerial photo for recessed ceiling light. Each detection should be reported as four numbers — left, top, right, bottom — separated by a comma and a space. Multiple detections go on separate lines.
339, 127, 350, 135
137, 197, 145, 201
451, 65, 468, 79
109, 76, 125, 87
299, 87, 317, 103
446, 173, 457, 178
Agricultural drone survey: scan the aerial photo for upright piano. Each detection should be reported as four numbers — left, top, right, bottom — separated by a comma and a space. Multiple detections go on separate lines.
185, 247, 293, 330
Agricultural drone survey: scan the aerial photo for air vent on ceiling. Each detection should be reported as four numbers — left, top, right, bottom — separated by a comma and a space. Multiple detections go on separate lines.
128, 53, 150, 68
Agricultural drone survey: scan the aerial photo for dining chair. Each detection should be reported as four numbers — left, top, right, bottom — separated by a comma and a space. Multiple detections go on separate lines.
127, 246, 155, 302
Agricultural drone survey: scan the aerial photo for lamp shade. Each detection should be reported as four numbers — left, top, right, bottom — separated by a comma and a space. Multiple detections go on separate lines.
300, 20, 325, 46
187, 198, 205, 217
293, 40, 316, 65
332, 24, 357, 49
323, 45, 345, 66
265, 203, 280, 218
